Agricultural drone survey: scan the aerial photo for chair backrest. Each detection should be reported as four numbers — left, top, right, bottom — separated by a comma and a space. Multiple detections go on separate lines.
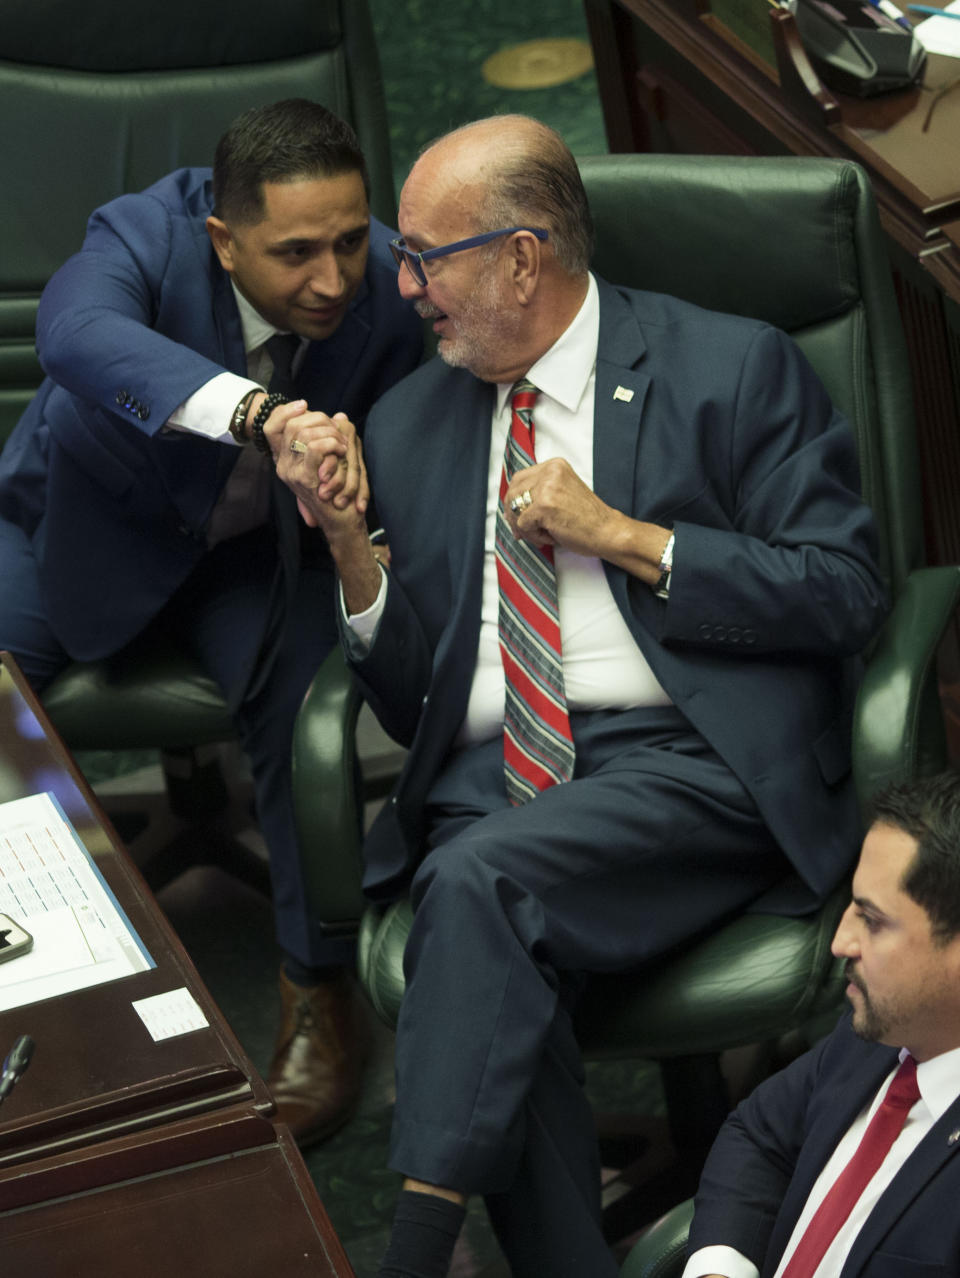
0, 0, 395, 443
578, 154, 922, 602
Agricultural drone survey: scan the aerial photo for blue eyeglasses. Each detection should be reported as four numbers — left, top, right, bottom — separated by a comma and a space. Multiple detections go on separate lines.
389, 226, 549, 286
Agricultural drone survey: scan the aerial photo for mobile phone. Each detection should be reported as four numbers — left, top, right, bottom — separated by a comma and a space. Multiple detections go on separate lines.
0, 915, 33, 963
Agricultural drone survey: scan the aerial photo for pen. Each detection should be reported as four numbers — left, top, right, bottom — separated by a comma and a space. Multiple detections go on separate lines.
908, 3, 960, 17
865, 0, 914, 30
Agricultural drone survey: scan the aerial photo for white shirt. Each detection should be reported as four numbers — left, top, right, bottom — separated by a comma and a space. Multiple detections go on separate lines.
682, 1042, 960, 1278
347, 272, 671, 741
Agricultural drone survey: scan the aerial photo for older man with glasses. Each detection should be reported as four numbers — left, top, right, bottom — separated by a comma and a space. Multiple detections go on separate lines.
275, 114, 887, 1278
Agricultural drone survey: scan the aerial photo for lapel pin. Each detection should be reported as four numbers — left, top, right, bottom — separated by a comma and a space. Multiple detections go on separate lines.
613, 386, 634, 403
948, 1130, 960, 1145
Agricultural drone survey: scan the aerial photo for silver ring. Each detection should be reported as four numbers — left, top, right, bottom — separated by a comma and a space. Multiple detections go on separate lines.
289, 439, 308, 454
521, 490, 533, 509
510, 496, 523, 514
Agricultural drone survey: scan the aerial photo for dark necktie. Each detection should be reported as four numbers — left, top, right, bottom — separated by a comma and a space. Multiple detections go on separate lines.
780, 1055, 921, 1277
265, 331, 301, 398
494, 379, 575, 805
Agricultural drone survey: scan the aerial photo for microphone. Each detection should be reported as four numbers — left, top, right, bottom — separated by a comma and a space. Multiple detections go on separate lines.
0, 1034, 35, 1104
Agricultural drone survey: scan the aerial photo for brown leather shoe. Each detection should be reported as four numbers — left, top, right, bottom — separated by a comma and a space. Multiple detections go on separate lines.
267, 967, 371, 1147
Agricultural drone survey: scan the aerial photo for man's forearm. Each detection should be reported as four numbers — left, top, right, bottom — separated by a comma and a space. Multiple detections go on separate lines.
328, 525, 383, 616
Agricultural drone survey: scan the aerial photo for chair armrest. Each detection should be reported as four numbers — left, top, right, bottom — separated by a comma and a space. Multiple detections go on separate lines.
291, 645, 366, 934
619, 1198, 694, 1278
854, 565, 960, 811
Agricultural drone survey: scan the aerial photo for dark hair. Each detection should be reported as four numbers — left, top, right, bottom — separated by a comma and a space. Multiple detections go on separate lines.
212, 98, 368, 224
870, 769, 960, 944
432, 116, 593, 275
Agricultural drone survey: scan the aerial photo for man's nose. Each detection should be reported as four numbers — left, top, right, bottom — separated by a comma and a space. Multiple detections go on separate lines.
308, 253, 344, 298
396, 261, 426, 300
831, 902, 859, 959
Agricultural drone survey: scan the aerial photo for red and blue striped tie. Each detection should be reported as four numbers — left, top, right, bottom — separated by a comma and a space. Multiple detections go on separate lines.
495, 379, 575, 805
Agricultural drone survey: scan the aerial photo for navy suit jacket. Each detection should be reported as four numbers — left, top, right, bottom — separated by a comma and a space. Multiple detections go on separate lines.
346, 278, 887, 901
689, 1014, 960, 1276
0, 167, 422, 660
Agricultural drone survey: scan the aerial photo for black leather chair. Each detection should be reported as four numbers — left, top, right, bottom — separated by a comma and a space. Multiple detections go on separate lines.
0, 0, 397, 883
290, 154, 960, 1210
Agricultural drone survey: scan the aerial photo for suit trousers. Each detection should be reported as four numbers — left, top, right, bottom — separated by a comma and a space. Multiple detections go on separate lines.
389, 704, 794, 1277
0, 516, 344, 968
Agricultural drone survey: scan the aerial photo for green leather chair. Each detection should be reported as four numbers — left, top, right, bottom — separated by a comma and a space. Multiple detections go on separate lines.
0, 0, 396, 882
290, 154, 960, 1206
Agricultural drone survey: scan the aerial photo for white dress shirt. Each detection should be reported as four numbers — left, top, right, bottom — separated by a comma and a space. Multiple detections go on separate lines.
682, 1042, 960, 1278
347, 272, 671, 742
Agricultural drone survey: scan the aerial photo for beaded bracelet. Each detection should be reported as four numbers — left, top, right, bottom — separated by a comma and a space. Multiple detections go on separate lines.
250, 392, 288, 455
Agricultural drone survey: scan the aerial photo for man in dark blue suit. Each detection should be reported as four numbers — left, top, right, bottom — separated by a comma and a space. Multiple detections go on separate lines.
0, 99, 422, 1145
685, 770, 960, 1277
276, 115, 887, 1275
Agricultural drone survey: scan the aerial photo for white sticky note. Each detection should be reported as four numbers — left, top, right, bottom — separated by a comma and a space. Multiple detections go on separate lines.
132, 987, 209, 1041
913, 2, 960, 56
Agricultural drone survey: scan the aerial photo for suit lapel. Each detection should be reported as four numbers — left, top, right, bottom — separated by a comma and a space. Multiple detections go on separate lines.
433, 374, 495, 701
591, 279, 651, 623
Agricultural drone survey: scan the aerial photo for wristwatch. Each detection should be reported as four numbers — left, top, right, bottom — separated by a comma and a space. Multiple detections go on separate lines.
653, 532, 674, 600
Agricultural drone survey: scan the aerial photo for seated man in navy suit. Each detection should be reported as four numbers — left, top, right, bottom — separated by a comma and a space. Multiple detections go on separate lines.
684, 769, 960, 1278
0, 99, 422, 1145
275, 115, 887, 1275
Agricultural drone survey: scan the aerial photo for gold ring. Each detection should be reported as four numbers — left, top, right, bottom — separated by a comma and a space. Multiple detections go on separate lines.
289, 439, 308, 454
521, 490, 533, 509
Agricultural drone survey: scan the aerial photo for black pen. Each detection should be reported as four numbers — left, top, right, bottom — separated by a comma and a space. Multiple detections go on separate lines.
0, 1034, 35, 1103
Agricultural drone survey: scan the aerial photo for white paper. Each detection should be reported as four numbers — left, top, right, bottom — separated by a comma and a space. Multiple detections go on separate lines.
0, 791, 154, 1011
132, 988, 209, 1041
913, 1, 960, 56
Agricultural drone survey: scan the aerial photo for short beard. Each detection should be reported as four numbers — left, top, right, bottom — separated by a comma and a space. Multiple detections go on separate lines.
418, 276, 521, 380
846, 963, 885, 1042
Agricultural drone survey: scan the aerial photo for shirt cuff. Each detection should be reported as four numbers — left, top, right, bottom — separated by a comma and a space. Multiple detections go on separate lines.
166, 372, 263, 444
680, 1245, 759, 1278
341, 566, 388, 654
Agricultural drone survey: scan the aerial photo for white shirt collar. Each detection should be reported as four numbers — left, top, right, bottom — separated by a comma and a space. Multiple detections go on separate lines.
907, 1042, 960, 1124
230, 279, 300, 356
494, 272, 599, 417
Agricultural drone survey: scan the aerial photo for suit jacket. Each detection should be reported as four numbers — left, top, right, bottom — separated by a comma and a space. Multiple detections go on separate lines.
346, 277, 887, 901
688, 1014, 960, 1276
0, 166, 423, 660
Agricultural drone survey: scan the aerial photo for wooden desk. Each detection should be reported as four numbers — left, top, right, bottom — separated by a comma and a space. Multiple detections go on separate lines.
0, 653, 354, 1275
1, 1108, 354, 1277
584, 0, 960, 566
0, 653, 272, 1170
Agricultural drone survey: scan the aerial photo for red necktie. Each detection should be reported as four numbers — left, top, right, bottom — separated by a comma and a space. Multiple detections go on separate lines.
780, 1055, 921, 1278
494, 379, 575, 805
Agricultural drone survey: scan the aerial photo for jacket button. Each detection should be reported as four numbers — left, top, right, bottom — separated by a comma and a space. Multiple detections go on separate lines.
713, 626, 727, 642
743, 629, 757, 645
138, 404, 150, 421
116, 389, 128, 405
728, 627, 742, 643
697, 624, 712, 640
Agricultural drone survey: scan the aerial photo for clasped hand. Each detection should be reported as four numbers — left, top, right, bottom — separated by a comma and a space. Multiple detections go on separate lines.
268, 401, 368, 532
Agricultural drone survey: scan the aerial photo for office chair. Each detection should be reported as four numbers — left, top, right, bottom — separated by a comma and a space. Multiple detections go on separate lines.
0, 0, 397, 886
290, 154, 960, 1213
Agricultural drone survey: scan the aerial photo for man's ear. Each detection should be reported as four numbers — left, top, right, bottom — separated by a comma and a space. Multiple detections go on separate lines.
507, 231, 541, 306
206, 215, 235, 273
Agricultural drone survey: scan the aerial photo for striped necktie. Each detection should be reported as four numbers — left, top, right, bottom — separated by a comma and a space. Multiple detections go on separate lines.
779, 1054, 921, 1277
495, 379, 575, 805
